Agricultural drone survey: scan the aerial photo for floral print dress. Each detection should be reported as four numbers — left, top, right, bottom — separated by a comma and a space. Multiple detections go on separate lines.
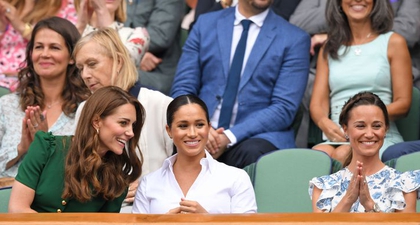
309, 166, 420, 212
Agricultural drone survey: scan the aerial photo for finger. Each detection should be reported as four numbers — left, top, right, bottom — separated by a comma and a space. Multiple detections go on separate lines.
123, 197, 134, 203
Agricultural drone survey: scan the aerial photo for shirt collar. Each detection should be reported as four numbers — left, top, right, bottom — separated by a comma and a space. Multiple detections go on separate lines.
234, 5, 269, 28
161, 150, 216, 175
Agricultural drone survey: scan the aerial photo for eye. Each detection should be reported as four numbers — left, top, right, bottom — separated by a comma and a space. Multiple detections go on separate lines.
119, 121, 129, 126
372, 124, 382, 129
196, 123, 205, 128
178, 124, 188, 129
88, 62, 97, 68
355, 124, 365, 129
34, 45, 43, 49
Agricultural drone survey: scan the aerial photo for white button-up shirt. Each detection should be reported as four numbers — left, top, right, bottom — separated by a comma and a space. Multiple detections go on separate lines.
132, 151, 257, 214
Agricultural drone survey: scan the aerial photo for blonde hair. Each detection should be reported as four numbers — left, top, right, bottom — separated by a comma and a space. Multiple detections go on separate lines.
74, 0, 127, 22
8, 0, 62, 23
73, 28, 138, 91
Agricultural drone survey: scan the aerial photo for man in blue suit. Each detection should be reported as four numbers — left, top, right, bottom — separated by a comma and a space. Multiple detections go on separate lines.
171, 0, 310, 168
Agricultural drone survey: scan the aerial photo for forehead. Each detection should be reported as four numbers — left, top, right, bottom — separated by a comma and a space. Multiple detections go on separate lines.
34, 28, 66, 45
348, 105, 385, 121
76, 41, 108, 61
107, 103, 136, 119
173, 104, 207, 121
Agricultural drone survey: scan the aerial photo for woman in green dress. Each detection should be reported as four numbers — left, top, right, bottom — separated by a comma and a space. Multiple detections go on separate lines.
8, 86, 145, 212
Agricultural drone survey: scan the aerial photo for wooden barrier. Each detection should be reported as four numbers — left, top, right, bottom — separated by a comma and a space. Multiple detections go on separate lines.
0, 213, 420, 225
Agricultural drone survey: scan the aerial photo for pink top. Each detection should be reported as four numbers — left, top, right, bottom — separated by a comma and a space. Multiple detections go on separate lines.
0, 0, 77, 77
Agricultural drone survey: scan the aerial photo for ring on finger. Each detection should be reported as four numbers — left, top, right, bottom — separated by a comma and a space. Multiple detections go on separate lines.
6, 8, 10, 13
33, 123, 38, 128
40, 114, 45, 122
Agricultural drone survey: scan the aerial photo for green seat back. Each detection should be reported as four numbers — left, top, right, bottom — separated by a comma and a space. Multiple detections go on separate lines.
396, 87, 420, 141
394, 152, 420, 212
254, 148, 333, 212
0, 187, 12, 213
0, 87, 10, 97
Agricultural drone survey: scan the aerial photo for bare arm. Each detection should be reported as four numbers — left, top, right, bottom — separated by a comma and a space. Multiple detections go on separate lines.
387, 33, 412, 121
8, 180, 37, 213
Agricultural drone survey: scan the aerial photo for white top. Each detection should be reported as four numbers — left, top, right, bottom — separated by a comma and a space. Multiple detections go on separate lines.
210, 6, 269, 145
75, 87, 173, 176
132, 151, 257, 214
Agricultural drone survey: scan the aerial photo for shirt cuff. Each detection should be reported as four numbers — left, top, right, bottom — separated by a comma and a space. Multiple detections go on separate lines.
223, 130, 237, 147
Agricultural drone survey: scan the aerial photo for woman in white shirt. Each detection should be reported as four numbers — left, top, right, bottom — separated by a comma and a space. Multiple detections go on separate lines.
132, 94, 257, 214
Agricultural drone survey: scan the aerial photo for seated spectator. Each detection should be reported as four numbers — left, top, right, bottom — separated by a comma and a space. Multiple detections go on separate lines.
8, 86, 144, 213
309, 92, 418, 213
74, 0, 149, 67
309, 0, 412, 165
383, 140, 420, 162
124, 0, 185, 95
132, 94, 256, 214
0, 0, 78, 91
171, 0, 310, 168
73, 28, 173, 209
0, 17, 90, 178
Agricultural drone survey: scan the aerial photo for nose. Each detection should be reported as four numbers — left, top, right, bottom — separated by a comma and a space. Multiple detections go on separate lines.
40, 48, 50, 58
126, 127, 134, 139
188, 126, 197, 137
80, 67, 90, 80
364, 127, 374, 138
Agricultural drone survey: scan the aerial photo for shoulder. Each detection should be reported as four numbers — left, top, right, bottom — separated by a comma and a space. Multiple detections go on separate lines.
387, 32, 407, 47
139, 88, 173, 105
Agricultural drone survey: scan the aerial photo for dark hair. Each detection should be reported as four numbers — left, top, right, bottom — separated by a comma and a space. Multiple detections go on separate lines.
17, 16, 90, 116
166, 95, 210, 128
324, 0, 394, 59
63, 86, 145, 202
339, 92, 389, 167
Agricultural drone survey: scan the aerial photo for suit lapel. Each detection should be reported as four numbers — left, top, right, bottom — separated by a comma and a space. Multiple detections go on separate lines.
217, 9, 235, 79
239, 10, 276, 90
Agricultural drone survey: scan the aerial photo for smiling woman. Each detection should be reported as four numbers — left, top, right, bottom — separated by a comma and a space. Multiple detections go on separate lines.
132, 95, 257, 214
8, 86, 145, 213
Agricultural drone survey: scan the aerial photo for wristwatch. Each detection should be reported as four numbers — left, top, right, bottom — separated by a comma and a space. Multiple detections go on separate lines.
365, 202, 381, 213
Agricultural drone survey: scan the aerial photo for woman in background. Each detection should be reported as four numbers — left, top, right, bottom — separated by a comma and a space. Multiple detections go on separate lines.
0, 0, 77, 91
0, 17, 90, 178
9, 86, 144, 212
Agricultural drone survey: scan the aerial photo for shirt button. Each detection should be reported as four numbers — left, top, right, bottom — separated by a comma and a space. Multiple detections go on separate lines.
57, 209, 62, 213
62, 200, 67, 206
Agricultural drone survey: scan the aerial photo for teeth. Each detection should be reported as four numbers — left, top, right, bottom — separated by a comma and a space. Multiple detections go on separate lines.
363, 141, 375, 145
352, 5, 364, 11
117, 139, 126, 144
185, 141, 199, 145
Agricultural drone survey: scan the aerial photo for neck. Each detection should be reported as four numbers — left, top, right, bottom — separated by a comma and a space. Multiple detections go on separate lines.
347, 154, 384, 176
40, 77, 65, 109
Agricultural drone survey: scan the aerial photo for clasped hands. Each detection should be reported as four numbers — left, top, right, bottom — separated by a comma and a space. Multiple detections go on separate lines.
18, 106, 47, 156
343, 161, 377, 212
205, 127, 230, 159
167, 198, 208, 214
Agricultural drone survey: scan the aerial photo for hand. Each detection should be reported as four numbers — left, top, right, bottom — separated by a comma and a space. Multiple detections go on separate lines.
206, 127, 224, 154
140, 52, 162, 71
310, 34, 328, 56
26, 106, 48, 140
0, 1, 10, 31
357, 161, 374, 210
89, 0, 113, 28
124, 180, 139, 203
178, 198, 208, 214
76, 0, 93, 33
18, 117, 31, 156
318, 117, 346, 142
0, 1, 16, 23
343, 162, 362, 205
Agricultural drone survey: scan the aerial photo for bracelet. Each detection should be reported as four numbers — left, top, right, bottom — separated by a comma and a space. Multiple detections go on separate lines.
22, 23, 32, 39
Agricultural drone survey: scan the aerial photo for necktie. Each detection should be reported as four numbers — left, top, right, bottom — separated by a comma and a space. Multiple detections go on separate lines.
218, 19, 252, 129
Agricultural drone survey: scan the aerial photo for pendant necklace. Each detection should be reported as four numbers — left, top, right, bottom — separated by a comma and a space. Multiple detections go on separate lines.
354, 32, 371, 56
45, 100, 62, 109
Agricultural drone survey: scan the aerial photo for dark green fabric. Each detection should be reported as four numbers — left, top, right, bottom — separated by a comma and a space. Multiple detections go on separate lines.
16, 132, 127, 212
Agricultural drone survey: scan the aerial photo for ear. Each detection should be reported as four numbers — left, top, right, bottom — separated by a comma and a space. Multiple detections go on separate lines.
116, 55, 123, 74
342, 125, 348, 136
165, 125, 172, 139
91, 114, 102, 130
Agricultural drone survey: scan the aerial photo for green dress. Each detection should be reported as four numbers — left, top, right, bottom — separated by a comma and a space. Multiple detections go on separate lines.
15, 132, 127, 212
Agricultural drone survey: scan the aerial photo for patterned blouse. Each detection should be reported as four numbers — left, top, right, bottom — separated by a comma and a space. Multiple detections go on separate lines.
0, 94, 77, 178
0, 0, 77, 91
82, 22, 150, 68
309, 166, 420, 212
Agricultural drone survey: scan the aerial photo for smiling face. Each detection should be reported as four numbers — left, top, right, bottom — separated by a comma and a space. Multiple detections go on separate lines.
166, 103, 210, 158
94, 103, 137, 157
31, 28, 72, 80
342, 104, 387, 157
341, 0, 374, 22
75, 41, 118, 92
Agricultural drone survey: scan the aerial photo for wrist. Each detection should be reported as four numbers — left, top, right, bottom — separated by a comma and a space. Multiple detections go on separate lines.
365, 202, 380, 213
21, 23, 32, 39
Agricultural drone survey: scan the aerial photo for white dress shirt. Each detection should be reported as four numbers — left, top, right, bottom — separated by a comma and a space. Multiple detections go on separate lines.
132, 151, 257, 214
210, 6, 269, 145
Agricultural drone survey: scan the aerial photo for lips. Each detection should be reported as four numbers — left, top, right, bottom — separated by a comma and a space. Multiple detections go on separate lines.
351, 5, 365, 12
185, 140, 200, 147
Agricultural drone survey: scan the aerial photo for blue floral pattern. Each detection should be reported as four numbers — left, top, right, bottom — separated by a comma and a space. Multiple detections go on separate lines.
308, 166, 419, 212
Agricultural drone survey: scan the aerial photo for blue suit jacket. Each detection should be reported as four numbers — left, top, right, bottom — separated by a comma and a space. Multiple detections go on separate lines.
171, 8, 310, 149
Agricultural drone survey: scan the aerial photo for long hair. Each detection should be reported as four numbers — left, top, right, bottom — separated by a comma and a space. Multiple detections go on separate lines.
339, 91, 389, 167
73, 28, 138, 91
7, 0, 62, 24
62, 86, 145, 202
16, 17, 90, 116
324, 0, 394, 59
74, 0, 127, 23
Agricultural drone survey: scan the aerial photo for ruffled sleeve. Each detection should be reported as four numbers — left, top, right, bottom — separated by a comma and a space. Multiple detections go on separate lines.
374, 168, 406, 212
309, 170, 347, 212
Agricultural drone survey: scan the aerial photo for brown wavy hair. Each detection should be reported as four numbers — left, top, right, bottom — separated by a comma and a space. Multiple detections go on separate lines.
62, 86, 144, 202
16, 17, 90, 116
324, 0, 394, 60
7, 0, 62, 24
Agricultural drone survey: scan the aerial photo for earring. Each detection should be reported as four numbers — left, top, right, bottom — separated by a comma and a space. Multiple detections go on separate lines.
345, 134, 349, 140
96, 128, 99, 134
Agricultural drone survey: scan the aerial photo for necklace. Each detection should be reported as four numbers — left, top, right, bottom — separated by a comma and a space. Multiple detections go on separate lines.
353, 32, 372, 56
45, 100, 62, 109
